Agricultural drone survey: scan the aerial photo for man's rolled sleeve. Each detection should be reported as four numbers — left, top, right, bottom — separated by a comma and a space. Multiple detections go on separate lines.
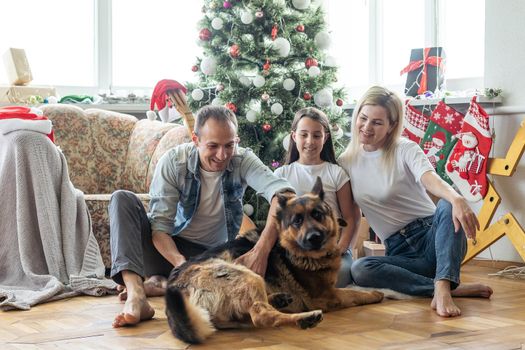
240, 149, 295, 202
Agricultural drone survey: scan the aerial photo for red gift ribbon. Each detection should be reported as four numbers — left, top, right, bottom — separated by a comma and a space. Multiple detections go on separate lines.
400, 48, 444, 95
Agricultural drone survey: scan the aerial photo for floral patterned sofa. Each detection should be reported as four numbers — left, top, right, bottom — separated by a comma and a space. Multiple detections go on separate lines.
40, 104, 190, 268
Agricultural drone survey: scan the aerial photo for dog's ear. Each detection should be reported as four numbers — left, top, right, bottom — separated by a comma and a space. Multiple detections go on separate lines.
337, 218, 348, 227
311, 176, 325, 201
276, 191, 293, 209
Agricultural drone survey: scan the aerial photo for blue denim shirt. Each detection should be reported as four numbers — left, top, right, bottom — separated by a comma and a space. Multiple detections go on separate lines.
148, 143, 293, 241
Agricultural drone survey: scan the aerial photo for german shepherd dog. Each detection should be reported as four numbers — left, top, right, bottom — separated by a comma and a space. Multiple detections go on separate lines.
165, 178, 384, 343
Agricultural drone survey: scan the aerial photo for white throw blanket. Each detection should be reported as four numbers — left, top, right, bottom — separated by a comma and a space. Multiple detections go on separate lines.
0, 130, 117, 310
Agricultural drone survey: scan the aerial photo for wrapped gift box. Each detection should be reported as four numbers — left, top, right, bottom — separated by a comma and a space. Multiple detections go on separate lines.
401, 47, 445, 97
363, 240, 385, 257
0, 85, 56, 104
3, 48, 33, 85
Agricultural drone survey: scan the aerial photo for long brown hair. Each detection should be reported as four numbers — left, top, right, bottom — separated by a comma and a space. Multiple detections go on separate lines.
284, 107, 337, 164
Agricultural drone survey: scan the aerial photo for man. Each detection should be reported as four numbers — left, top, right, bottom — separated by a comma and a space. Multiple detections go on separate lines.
110, 105, 293, 327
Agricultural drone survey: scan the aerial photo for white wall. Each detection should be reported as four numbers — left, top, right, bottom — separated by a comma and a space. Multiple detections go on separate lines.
478, 0, 525, 262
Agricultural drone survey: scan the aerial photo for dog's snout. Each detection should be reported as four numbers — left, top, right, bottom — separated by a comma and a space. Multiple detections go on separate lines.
302, 231, 324, 250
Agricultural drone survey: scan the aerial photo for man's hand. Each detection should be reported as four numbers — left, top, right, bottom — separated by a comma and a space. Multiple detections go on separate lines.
235, 247, 269, 277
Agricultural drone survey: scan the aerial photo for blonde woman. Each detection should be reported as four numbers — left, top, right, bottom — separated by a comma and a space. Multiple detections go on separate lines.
338, 86, 492, 317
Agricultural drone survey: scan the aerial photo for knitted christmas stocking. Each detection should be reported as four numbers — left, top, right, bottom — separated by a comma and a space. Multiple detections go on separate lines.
402, 101, 431, 144
445, 97, 492, 202
419, 101, 464, 184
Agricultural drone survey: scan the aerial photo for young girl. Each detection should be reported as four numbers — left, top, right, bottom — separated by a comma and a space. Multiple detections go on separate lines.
275, 107, 360, 287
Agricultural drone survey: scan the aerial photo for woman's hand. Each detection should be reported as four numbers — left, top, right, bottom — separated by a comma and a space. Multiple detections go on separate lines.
451, 197, 480, 239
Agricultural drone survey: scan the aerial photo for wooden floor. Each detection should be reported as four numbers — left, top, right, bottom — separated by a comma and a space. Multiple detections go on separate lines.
2, 264, 525, 350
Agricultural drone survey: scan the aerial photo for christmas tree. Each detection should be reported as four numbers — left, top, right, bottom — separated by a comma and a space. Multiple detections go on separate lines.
186, 0, 348, 221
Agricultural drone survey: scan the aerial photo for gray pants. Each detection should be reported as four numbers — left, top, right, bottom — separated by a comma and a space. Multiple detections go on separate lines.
109, 190, 208, 286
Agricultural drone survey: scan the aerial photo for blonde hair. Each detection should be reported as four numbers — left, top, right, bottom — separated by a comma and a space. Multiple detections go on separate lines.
339, 86, 404, 171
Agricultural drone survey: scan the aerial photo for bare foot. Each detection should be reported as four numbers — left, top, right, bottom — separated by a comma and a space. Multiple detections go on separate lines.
431, 280, 461, 317
451, 283, 493, 298
112, 295, 155, 328
117, 276, 167, 301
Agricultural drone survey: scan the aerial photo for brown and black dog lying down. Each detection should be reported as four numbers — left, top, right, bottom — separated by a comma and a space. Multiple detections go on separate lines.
165, 178, 384, 344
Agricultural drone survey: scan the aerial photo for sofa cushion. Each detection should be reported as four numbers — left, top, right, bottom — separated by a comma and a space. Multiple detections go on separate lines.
147, 125, 190, 189
84, 108, 137, 193
41, 104, 99, 193
121, 119, 181, 193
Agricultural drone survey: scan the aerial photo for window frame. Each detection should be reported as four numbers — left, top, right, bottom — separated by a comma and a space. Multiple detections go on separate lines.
52, 0, 483, 99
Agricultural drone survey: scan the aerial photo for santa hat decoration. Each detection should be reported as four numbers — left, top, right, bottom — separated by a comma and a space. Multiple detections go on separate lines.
431, 131, 446, 148
149, 79, 187, 123
0, 106, 55, 142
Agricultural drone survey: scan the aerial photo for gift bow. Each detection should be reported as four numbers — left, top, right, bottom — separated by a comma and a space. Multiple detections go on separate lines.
400, 48, 444, 95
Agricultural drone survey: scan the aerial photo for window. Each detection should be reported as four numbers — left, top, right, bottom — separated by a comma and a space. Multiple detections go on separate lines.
326, 0, 485, 99
0, 0, 95, 87
111, 0, 203, 88
0, 0, 484, 99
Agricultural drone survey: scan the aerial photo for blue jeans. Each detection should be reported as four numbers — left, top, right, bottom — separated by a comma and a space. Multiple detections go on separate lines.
350, 200, 467, 296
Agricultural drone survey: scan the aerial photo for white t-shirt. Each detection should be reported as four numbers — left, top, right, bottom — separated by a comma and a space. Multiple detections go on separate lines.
179, 168, 228, 248
274, 161, 349, 218
339, 138, 436, 241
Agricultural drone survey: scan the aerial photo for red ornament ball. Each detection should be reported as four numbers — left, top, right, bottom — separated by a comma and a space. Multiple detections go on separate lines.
263, 59, 271, 71
336, 98, 344, 107
229, 44, 240, 58
296, 24, 305, 32
191, 65, 199, 72
262, 123, 272, 132
305, 57, 318, 69
199, 28, 212, 41
303, 92, 312, 100
225, 102, 237, 113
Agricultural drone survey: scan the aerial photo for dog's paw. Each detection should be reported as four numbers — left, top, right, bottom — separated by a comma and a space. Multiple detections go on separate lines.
371, 291, 384, 303
268, 293, 293, 309
297, 310, 323, 329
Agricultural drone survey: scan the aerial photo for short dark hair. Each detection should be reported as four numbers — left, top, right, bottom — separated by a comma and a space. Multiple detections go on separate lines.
194, 105, 238, 136
285, 107, 337, 164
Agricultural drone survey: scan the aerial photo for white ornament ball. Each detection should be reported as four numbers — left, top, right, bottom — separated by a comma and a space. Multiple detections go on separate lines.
191, 88, 204, 101
324, 55, 337, 67
211, 97, 223, 106
240, 11, 253, 24
253, 75, 266, 88
246, 110, 258, 122
292, 0, 311, 10
211, 17, 224, 30
243, 204, 254, 216
271, 103, 283, 115
283, 78, 296, 91
282, 133, 291, 151
239, 75, 251, 86
272, 37, 291, 57
308, 66, 321, 77
330, 105, 343, 115
200, 57, 217, 75
314, 31, 331, 50
47, 96, 58, 104
313, 88, 333, 108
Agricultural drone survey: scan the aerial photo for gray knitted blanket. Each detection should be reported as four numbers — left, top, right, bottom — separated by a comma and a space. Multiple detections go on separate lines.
0, 130, 116, 310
